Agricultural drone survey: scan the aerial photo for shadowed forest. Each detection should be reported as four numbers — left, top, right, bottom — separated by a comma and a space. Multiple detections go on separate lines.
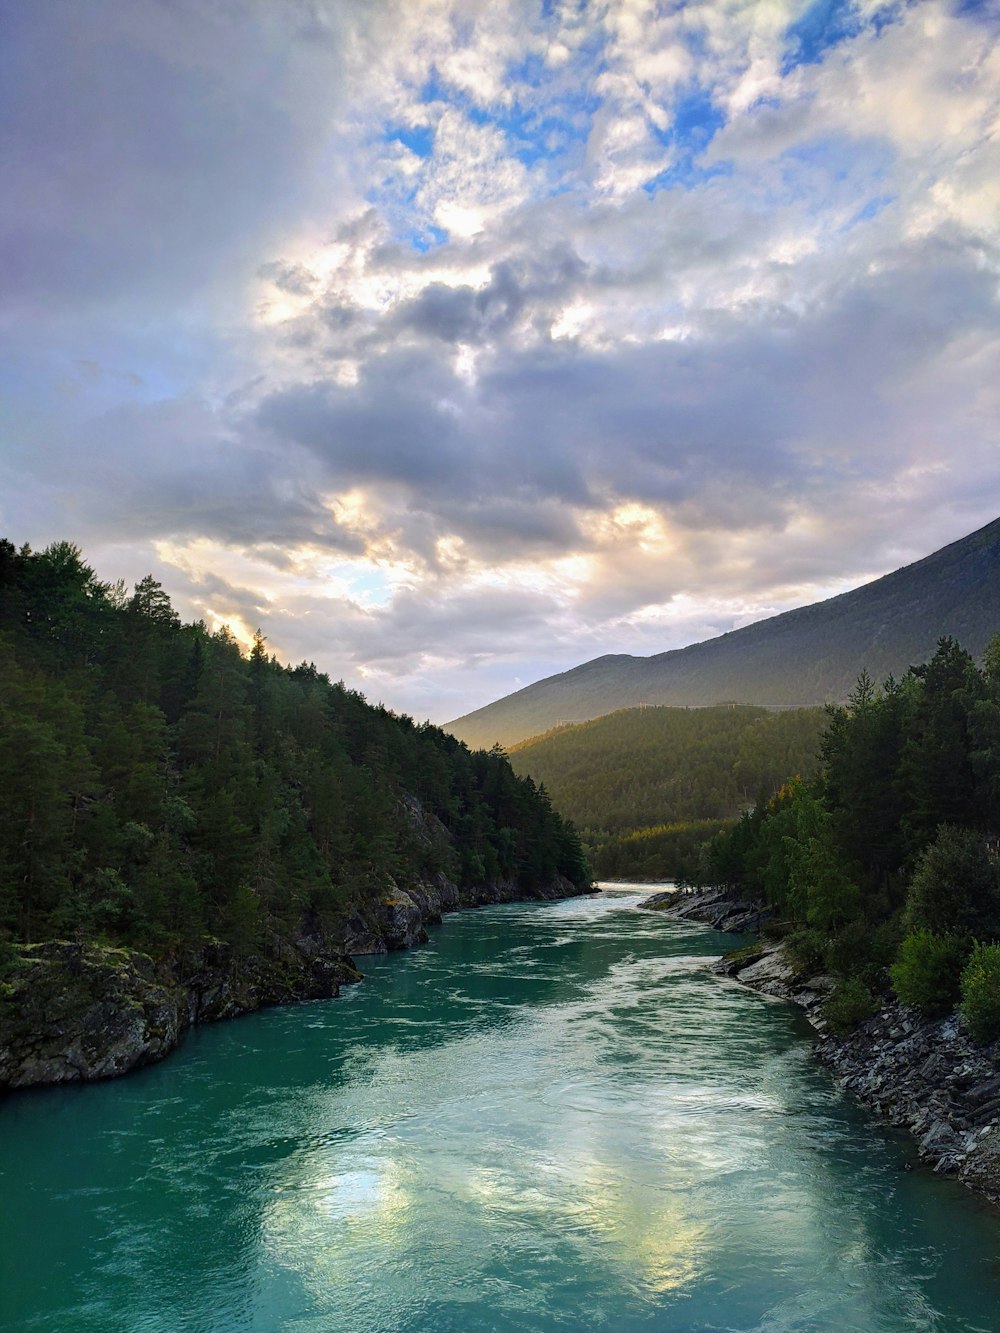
0, 540, 588, 958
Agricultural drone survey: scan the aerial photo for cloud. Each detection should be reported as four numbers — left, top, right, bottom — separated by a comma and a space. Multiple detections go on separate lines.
4, 0, 1000, 720
0, 0, 358, 322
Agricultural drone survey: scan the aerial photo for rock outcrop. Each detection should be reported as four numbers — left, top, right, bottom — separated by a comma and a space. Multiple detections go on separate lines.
343, 872, 580, 955
712, 938, 838, 1028
0, 935, 362, 1092
0, 872, 582, 1093
640, 885, 775, 934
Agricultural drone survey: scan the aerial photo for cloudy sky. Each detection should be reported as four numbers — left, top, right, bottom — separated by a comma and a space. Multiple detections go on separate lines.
3, 0, 999, 721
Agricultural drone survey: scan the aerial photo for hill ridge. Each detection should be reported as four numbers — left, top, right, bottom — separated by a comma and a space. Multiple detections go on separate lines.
447, 516, 1000, 748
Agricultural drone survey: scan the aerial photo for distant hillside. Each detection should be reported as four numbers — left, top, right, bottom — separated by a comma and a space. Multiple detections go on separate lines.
508, 704, 825, 839
448, 517, 1000, 748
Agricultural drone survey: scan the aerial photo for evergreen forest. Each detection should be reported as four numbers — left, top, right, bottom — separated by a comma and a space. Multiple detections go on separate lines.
703, 636, 1000, 1036
0, 540, 588, 959
509, 705, 826, 879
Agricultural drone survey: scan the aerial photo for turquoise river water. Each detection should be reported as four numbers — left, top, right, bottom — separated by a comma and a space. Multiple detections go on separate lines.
4, 887, 1000, 1331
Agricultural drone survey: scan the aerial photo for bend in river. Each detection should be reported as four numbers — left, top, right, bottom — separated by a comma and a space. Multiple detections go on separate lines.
4, 889, 1000, 1331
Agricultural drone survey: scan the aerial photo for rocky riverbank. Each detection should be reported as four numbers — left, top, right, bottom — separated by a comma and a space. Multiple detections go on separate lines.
644, 886, 1000, 1206
640, 884, 775, 935
0, 872, 580, 1092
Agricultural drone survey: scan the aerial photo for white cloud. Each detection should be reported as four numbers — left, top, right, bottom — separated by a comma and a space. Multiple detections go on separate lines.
5, 0, 1000, 720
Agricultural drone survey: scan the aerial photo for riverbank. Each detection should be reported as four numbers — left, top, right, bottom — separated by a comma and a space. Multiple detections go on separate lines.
0, 872, 580, 1092
644, 886, 1000, 1206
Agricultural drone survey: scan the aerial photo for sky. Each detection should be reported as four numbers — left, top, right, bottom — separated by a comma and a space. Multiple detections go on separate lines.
2, 0, 999, 723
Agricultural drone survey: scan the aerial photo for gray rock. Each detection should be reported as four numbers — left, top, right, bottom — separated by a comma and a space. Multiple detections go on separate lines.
1, 870, 583, 1093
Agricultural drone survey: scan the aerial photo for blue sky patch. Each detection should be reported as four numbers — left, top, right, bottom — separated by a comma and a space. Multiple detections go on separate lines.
407, 224, 449, 254
847, 193, 895, 227
782, 0, 864, 74
644, 86, 727, 195
387, 124, 434, 159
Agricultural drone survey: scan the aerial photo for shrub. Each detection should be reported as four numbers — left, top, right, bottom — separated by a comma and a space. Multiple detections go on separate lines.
763, 917, 791, 941
890, 929, 968, 1015
904, 825, 1000, 940
784, 927, 825, 977
824, 916, 902, 989
822, 977, 878, 1035
960, 944, 1000, 1044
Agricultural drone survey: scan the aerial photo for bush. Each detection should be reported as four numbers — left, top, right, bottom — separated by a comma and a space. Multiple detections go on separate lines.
960, 944, 1000, 1044
763, 917, 791, 940
823, 977, 878, 1035
824, 916, 902, 989
890, 930, 968, 1014
904, 825, 1000, 940
784, 928, 826, 977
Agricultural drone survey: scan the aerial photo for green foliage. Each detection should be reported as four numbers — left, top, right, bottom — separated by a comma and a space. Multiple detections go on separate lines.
784, 928, 826, 977
897, 638, 986, 851
509, 704, 825, 881
0, 539, 590, 957
703, 635, 1000, 1018
960, 944, 1000, 1045
891, 931, 968, 1015
821, 671, 907, 885
903, 825, 1000, 941
510, 704, 825, 839
784, 784, 861, 931
591, 818, 732, 882
823, 916, 901, 988
823, 977, 878, 1035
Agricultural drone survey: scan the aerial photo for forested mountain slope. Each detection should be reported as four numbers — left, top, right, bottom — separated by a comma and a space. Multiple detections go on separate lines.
509, 704, 825, 879
510, 706, 826, 835
0, 539, 587, 959
449, 517, 1000, 748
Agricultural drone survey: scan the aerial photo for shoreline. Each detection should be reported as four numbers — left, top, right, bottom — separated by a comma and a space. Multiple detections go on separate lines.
0, 873, 582, 1094
644, 885, 1000, 1207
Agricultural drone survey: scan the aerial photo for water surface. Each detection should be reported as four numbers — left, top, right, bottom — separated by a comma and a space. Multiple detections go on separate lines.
3, 888, 1000, 1331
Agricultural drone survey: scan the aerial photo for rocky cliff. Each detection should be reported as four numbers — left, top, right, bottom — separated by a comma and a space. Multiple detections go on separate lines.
0, 872, 580, 1092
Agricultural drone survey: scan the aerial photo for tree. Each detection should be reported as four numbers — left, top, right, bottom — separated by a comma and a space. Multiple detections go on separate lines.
960, 944, 1000, 1044
898, 637, 985, 850
891, 930, 968, 1015
784, 786, 860, 932
821, 672, 908, 890
903, 824, 1000, 942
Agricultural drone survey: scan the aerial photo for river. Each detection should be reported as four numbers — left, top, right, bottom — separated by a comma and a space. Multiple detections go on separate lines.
3, 888, 1000, 1331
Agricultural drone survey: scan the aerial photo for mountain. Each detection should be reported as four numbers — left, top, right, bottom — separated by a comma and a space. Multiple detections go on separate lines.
447, 517, 1000, 749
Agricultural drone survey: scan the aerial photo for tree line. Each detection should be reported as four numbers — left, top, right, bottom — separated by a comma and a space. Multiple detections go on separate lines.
0, 540, 588, 958
703, 636, 1000, 1037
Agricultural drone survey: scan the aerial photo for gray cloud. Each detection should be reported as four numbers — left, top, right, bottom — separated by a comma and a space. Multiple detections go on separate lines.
4, 0, 999, 720
0, 0, 352, 318
253, 233, 1000, 569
